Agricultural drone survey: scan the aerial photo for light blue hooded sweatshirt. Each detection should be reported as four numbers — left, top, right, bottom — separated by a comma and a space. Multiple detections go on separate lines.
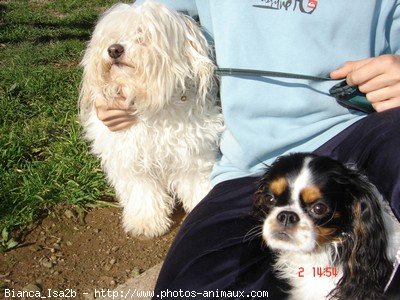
135, 0, 400, 186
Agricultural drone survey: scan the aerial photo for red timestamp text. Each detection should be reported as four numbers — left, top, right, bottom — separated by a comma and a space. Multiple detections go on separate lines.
297, 266, 338, 278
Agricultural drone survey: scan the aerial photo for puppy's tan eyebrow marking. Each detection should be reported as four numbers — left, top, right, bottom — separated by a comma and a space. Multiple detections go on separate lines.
269, 177, 287, 196
301, 186, 322, 204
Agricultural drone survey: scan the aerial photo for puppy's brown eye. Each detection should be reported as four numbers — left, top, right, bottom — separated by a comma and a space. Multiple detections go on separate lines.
311, 203, 328, 215
265, 194, 276, 206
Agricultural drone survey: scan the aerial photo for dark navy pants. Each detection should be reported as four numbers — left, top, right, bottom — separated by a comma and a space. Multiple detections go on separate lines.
153, 108, 400, 300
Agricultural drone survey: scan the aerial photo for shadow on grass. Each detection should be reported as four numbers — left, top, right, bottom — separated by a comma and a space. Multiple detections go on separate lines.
0, 3, 99, 44
0, 3, 5, 17
0, 21, 96, 44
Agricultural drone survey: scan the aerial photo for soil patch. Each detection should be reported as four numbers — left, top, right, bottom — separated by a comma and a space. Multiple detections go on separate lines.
0, 205, 184, 299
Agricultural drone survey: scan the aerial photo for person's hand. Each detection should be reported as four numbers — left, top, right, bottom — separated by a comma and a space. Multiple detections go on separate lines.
94, 97, 137, 132
330, 54, 400, 112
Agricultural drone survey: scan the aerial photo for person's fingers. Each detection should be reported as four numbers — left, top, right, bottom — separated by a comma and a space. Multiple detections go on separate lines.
331, 55, 400, 87
94, 95, 132, 110
103, 114, 137, 126
96, 108, 135, 122
372, 97, 400, 112
107, 119, 138, 132
365, 83, 400, 103
345, 57, 389, 86
93, 96, 137, 131
330, 58, 374, 82
358, 73, 397, 94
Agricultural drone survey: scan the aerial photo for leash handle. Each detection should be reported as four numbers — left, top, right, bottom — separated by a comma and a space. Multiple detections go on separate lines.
215, 68, 332, 81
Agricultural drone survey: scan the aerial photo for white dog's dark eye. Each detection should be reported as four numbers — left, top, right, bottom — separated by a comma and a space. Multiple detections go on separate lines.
311, 203, 328, 215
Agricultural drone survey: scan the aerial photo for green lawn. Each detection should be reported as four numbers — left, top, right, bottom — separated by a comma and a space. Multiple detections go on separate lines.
0, 0, 123, 248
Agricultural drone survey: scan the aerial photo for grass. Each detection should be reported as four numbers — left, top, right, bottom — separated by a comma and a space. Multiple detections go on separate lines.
0, 0, 124, 240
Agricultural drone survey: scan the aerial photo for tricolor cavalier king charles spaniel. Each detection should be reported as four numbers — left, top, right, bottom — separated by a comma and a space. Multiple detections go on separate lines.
255, 153, 400, 299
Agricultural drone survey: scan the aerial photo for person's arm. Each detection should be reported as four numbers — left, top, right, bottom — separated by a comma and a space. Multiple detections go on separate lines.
330, 4, 400, 112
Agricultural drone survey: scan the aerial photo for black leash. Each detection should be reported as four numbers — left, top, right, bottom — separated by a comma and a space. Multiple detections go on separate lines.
215, 68, 332, 81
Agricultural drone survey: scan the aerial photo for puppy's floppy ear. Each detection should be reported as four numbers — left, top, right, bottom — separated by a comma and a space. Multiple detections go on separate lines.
253, 167, 274, 217
254, 180, 268, 212
331, 174, 392, 299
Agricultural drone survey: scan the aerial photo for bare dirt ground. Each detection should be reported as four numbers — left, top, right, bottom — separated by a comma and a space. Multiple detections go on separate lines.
0, 204, 184, 299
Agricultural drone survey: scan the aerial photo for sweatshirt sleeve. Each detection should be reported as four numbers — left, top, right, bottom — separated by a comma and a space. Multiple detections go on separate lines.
133, 0, 198, 18
388, 2, 400, 54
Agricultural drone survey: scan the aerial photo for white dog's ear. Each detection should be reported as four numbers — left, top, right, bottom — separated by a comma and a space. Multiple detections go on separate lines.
135, 3, 215, 109
78, 45, 103, 123
78, 69, 94, 123
181, 15, 216, 103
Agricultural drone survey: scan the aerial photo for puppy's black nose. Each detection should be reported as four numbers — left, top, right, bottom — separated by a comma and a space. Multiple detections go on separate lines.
277, 211, 300, 227
108, 44, 124, 59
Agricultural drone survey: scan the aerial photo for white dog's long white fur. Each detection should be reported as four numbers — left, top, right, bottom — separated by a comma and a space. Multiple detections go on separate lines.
79, 2, 223, 237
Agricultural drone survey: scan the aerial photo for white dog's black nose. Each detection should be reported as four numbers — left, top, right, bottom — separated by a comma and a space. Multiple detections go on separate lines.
108, 44, 124, 59
277, 211, 300, 227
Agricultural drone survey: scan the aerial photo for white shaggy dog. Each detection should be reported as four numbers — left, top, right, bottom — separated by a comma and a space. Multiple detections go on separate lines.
79, 1, 223, 237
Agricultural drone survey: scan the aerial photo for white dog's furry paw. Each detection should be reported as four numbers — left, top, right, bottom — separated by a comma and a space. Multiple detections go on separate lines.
115, 179, 175, 238
174, 175, 212, 212
122, 211, 172, 238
